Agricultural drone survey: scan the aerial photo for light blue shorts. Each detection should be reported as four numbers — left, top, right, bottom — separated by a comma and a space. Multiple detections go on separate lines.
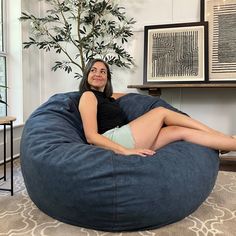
102, 124, 135, 149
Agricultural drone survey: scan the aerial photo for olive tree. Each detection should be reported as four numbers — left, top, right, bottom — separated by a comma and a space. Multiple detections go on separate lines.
20, 0, 136, 79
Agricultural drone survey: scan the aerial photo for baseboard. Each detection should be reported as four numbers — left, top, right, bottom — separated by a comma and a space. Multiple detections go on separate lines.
0, 154, 20, 166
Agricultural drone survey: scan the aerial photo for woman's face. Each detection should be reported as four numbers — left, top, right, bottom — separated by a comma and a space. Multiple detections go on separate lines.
88, 61, 108, 91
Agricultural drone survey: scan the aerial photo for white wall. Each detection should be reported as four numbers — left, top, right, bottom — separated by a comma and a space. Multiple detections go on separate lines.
116, 0, 236, 137
21, 0, 43, 120
21, 0, 236, 139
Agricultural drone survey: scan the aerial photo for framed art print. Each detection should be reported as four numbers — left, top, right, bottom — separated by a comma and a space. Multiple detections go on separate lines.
204, 0, 236, 81
143, 22, 208, 83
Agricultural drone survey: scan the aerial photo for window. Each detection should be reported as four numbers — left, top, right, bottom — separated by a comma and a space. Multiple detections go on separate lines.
0, 0, 7, 116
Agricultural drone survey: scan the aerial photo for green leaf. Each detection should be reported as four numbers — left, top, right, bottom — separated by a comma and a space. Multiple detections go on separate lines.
21, 0, 135, 79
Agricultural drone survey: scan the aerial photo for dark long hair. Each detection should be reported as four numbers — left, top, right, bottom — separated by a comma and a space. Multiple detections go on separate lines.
79, 58, 113, 97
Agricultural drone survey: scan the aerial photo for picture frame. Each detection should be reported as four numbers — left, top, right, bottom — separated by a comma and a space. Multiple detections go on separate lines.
143, 22, 208, 84
203, 0, 236, 81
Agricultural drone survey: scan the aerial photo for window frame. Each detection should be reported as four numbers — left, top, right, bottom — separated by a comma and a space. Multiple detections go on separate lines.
0, 0, 7, 116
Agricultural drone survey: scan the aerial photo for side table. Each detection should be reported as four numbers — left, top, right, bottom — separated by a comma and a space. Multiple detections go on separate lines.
0, 116, 16, 196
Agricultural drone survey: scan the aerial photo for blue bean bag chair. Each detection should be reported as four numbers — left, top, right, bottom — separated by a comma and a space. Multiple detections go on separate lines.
20, 92, 219, 232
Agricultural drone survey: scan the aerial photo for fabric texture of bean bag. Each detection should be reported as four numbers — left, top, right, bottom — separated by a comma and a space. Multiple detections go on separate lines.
20, 92, 219, 232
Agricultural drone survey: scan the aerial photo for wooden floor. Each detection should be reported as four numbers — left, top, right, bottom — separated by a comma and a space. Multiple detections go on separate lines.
220, 156, 236, 172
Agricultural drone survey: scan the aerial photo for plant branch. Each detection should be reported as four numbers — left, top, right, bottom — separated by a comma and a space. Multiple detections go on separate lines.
76, 1, 85, 72
21, 0, 135, 79
50, 33, 82, 70
55, 0, 79, 48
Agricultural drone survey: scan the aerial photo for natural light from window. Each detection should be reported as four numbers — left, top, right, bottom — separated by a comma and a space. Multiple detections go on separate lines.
0, 0, 7, 117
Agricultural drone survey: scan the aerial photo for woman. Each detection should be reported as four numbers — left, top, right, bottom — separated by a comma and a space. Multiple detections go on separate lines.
79, 58, 236, 157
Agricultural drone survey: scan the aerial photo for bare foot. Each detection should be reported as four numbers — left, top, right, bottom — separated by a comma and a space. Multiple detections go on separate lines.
219, 135, 236, 154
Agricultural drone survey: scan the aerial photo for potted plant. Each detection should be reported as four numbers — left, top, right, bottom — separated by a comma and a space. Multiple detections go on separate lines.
20, 0, 136, 79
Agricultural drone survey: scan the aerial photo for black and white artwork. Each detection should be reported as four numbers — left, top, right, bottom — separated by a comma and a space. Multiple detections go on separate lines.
143, 22, 208, 83
204, 0, 236, 81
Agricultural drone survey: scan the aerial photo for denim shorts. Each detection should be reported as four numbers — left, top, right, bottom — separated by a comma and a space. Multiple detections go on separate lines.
102, 124, 135, 149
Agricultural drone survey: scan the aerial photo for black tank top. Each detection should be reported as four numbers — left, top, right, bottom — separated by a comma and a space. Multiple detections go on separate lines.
91, 90, 128, 134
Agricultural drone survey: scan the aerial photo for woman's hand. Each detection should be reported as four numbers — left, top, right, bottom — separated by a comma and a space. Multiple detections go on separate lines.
122, 148, 156, 157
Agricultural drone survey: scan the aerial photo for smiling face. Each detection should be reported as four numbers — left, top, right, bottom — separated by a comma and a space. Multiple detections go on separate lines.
87, 61, 108, 92
79, 59, 113, 97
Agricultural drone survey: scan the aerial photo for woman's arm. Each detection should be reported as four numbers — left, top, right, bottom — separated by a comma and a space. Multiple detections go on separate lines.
79, 91, 128, 154
78, 91, 154, 156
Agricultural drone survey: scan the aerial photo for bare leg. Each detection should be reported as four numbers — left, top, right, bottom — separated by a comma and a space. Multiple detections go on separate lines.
154, 107, 226, 136
152, 126, 236, 152
129, 107, 234, 150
